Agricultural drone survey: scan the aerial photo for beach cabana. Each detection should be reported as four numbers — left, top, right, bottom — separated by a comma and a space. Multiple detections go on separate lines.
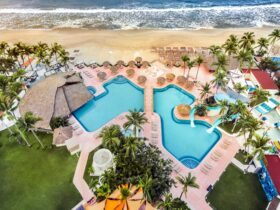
126, 69, 135, 77
137, 75, 147, 84
157, 76, 166, 85
52, 126, 73, 146
97, 71, 107, 81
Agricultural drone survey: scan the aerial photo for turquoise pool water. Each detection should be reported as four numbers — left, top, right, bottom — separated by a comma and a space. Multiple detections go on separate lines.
75, 76, 222, 169
154, 86, 222, 169
73, 76, 144, 131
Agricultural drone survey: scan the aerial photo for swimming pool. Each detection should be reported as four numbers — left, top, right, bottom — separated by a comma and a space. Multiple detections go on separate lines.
154, 85, 222, 169
73, 76, 144, 131
75, 77, 222, 169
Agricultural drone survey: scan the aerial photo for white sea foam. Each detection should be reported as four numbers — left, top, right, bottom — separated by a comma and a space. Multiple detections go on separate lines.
0, 4, 280, 14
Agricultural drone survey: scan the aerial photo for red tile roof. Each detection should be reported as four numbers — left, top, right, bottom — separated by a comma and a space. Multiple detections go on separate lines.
251, 70, 278, 90
265, 155, 280, 194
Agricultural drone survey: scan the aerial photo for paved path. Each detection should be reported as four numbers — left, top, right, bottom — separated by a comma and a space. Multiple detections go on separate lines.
231, 158, 256, 173
144, 83, 154, 116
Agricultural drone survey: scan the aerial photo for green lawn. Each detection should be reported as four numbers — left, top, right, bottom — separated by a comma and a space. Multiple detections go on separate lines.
235, 150, 250, 164
0, 128, 81, 210
207, 164, 268, 210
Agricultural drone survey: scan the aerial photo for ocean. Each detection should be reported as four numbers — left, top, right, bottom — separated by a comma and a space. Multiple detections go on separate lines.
0, 0, 279, 29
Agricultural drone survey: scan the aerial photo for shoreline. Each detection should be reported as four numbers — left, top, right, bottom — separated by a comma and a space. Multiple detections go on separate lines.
0, 27, 277, 63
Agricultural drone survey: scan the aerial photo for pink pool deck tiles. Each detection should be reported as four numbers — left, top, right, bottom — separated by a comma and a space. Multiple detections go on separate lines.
71, 64, 241, 210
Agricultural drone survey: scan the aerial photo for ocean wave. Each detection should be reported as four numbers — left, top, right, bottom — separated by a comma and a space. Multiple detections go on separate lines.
0, 3, 280, 13
0, 4, 279, 30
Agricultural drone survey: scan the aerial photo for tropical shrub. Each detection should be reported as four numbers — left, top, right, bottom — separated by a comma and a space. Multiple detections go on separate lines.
50, 116, 69, 130
194, 104, 208, 116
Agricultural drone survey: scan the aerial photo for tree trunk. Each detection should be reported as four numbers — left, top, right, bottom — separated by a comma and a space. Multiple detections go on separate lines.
180, 191, 183, 199
14, 124, 31, 147
195, 65, 200, 81
31, 130, 44, 148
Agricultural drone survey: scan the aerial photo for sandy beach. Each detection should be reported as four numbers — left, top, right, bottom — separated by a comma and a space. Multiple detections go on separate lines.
0, 27, 276, 63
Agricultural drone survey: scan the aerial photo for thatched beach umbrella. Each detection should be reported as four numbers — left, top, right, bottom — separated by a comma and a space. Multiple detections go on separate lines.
102, 61, 111, 68
110, 66, 118, 74
174, 61, 181, 68
166, 73, 175, 82
177, 76, 186, 85
135, 56, 142, 63
141, 61, 150, 68
97, 71, 107, 80
157, 77, 166, 85
185, 80, 194, 89
128, 60, 136, 68
177, 104, 191, 117
126, 69, 135, 77
137, 75, 147, 84
116, 60, 125, 66
165, 60, 173, 68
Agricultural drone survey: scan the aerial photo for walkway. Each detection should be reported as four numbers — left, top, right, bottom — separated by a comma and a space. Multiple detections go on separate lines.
144, 83, 154, 116
231, 158, 256, 173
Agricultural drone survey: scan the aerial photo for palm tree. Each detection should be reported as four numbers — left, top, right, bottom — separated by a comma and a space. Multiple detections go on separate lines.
176, 173, 199, 199
123, 109, 148, 137
195, 55, 204, 81
138, 175, 153, 202
157, 193, 173, 210
14, 42, 26, 65
0, 41, 9, 56
18, 112, 44, 148
123, 136, 143, 159
212, 53, 228, 72
223, 35, 238, 68
181, 55, 190, 76
59, 53, 70, 71
98, 124, 122, 153
209, 45, 222, 57
211, 71, 228, 93
0, 93, 31, 147
248, 133, 272, 160
50, 42, 62, 64
233, 82, 247, 94
199, 82, 212, 100
235, 50, 253, 70
186, 60, 195, 80
96, 183, 112, 200
120, 186, 131, 200
256, 37, 269, 56
23, 45, 35, 71
268, 29, 280, 54
239, 32, 255, 51
218, 100, 229, 116
250, 88, 271, 107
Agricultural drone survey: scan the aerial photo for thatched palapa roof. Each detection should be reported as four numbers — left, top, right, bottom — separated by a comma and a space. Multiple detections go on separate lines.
53, 126, 73, 146
19, 73, 92, 130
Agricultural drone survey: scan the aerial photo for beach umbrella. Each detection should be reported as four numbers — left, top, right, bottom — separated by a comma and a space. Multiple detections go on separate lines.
110, 66, 118, 74
126, 69, 135, 77
137, 75, 147, 84
116, 60, 125, 66
177, 76, 186, 85
177, 104, 191, 117
141, 61, 150, 68
166, 73, 175, 82
97, 71, 107, 80
157, 77, 166, 85
128, 60, 136, 68
102, 61, 111, 68
135, 56, 143, 63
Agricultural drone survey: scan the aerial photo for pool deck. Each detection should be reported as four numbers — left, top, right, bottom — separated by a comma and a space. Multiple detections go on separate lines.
70, 63, 242, 210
